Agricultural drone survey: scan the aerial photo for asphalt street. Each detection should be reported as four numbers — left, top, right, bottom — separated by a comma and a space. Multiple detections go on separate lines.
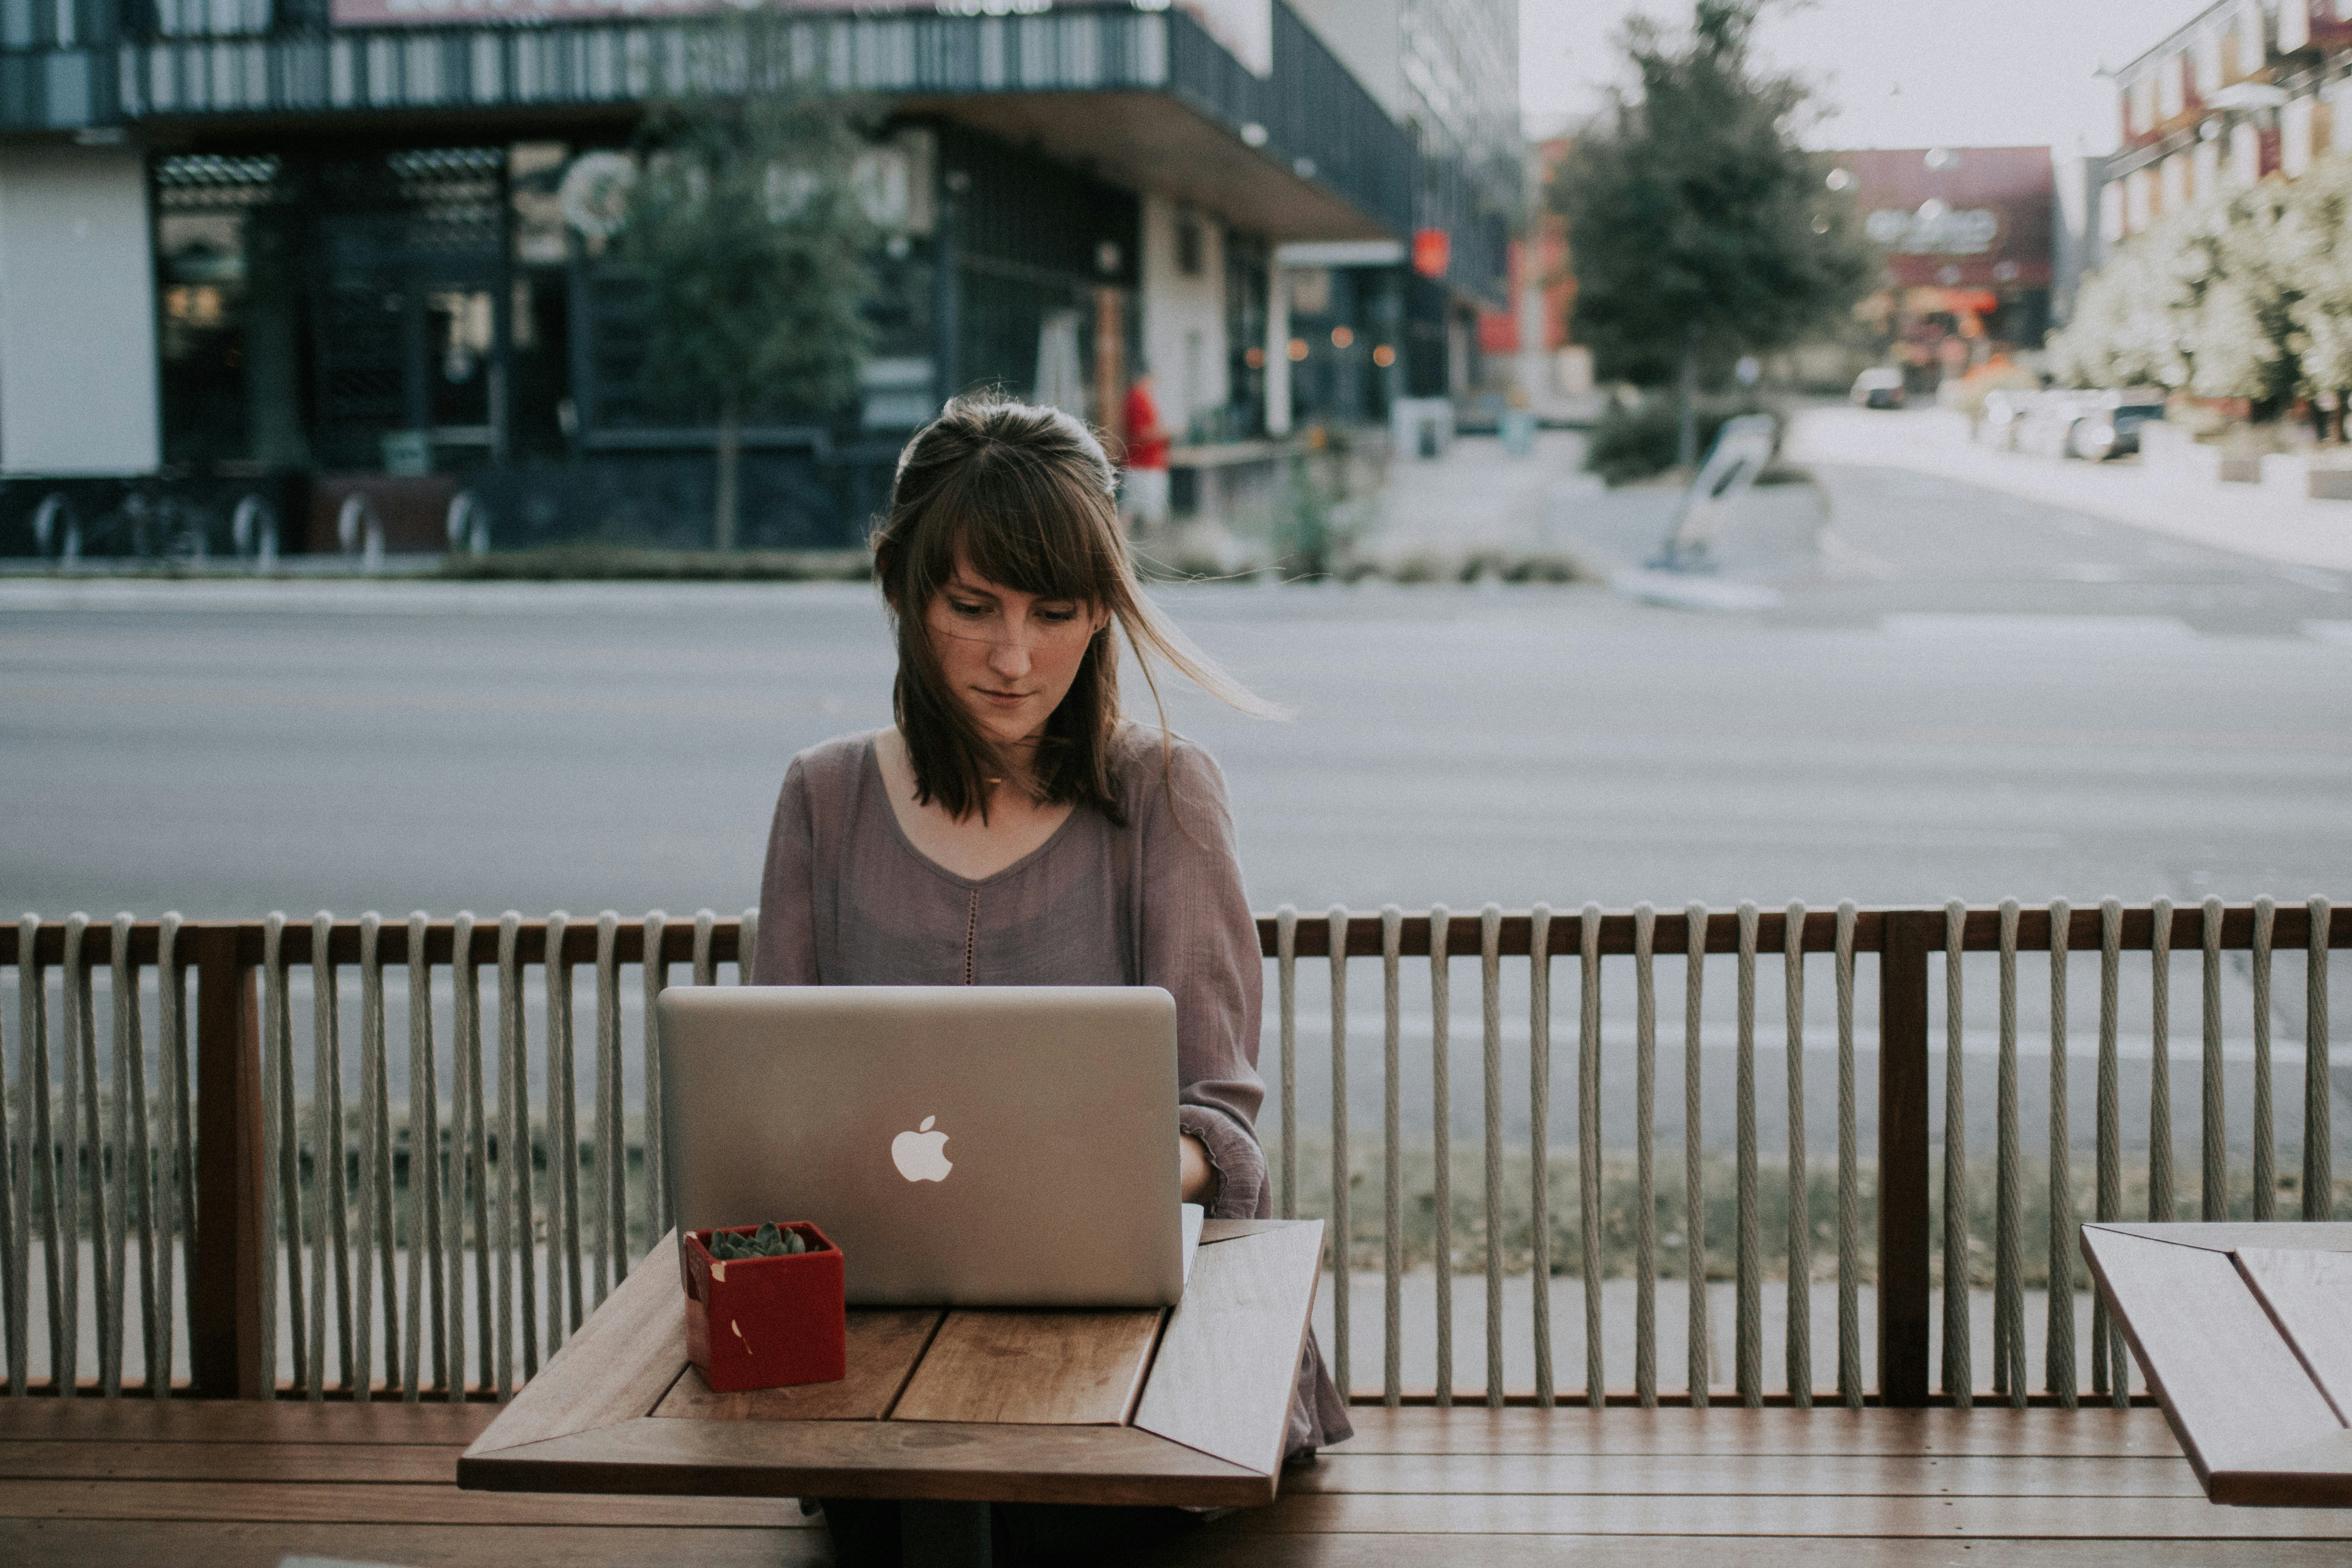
3, 431, 2347, 1166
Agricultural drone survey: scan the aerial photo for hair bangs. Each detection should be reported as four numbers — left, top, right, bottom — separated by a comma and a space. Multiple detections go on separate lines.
917, 440, 1122, 610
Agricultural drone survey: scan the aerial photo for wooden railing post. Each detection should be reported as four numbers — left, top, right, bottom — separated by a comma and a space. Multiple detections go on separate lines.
190, 924, 268, 1399
1877, 910, 1933, 1406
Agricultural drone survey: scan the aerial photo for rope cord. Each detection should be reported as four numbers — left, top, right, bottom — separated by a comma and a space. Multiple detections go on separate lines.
1276, 907, 1296, 1220
1735, 902, 1760, 1406
1633, 903, 1657, 1408
2094, 898, 2125, 1403
1328, 905, 1350, 1403
1480, 904, 1504, 1407
1834, 902, 1861, 1408
1941, 899, 1970, 1406
2045, 900, 2075, 1406
1684, 902, 1710, 1407
1529, 904, 1554, 1408
1782, 902, 1809, 1407
1429, 905, 1453, 1407
2251, 899, 2275, 1222
1994, 899, 2023, 1407
2201, 897, 2226, 1221
2307, 897, 2333, 1221
1381, 907, 1403, 1408
1578, 902, 1603, 1409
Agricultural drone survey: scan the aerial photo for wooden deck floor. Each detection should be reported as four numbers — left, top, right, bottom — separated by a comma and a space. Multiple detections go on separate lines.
4, 1400, 2348, 1566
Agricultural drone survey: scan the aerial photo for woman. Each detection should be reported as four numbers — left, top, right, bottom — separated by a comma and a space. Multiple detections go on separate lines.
752, 397, 1349, 1562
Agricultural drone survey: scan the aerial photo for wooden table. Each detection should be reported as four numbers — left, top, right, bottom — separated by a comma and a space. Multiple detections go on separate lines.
2082, 1220, 2352, 1507
458, 1218, 1323, 1564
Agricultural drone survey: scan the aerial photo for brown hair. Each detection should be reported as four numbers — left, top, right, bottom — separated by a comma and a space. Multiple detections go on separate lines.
870, 396, 1276, 825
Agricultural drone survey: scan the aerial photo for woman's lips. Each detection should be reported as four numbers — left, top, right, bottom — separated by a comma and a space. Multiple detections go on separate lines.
975, 688, 1029, 708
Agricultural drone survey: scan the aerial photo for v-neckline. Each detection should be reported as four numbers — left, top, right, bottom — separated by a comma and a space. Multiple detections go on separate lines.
863, 733, 1084, 890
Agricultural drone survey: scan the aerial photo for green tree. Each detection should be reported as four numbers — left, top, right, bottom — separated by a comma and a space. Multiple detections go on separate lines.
617, 66, 875, 550
1550, 0, 1875, 465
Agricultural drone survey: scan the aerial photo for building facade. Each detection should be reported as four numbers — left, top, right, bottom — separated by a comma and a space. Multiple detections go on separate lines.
2096, 0, 2352, 251
1828, 146, 2056, 394
1269, 0, 1517, 432
0, 0, 1501, 556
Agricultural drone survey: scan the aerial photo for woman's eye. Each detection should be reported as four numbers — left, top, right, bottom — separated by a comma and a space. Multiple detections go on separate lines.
947, 599, 989, 618
1037, 606, 1079, 623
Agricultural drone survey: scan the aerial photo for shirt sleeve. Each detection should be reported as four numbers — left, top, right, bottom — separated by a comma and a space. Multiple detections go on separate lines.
752, 757, 821, 986
1139, 739, 1269, 1221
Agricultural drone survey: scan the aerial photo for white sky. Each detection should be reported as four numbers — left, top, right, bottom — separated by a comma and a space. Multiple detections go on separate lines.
1521, 0, 2218, 155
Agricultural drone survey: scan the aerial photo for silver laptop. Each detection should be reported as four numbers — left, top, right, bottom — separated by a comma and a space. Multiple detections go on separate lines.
659, 985, 1199, 1308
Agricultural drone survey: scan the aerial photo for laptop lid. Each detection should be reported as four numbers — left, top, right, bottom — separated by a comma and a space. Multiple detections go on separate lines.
659, 985, 1185, 1308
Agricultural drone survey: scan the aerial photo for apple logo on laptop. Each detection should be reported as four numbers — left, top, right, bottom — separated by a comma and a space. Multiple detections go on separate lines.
891, 1115, 953, 1182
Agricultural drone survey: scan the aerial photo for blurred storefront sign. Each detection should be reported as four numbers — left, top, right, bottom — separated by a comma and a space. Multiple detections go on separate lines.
1412, 227, 1449, 278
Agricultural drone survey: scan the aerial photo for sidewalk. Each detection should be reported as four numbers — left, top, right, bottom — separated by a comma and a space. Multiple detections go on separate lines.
1788, 406, 2352, 574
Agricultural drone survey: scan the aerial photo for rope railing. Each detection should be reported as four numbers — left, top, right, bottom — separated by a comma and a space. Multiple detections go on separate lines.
0, 901, 2342, 1405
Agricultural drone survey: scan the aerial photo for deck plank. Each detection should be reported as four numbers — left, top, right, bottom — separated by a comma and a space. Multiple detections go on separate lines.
1127, 1535, 2352, 1568
0, 1521, 824, 1568
1227, 1492, 2352, 1537
1328, 1406, 2184, 1457
0, 1478, 809, 1527
0, 1401, 498, 1445
1287, 1452, 2202, 1497
0, 1441, 458, 1484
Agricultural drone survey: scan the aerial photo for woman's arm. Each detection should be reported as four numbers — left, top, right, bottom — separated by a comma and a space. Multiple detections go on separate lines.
752, 758, 821, 986
1139, 739, 1270, 1220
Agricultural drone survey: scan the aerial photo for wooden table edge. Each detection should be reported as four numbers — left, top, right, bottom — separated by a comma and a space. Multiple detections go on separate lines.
456, 1416, 1279, 1508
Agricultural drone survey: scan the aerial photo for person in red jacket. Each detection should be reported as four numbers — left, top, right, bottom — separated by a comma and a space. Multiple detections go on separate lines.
1120, 370, 1172, 539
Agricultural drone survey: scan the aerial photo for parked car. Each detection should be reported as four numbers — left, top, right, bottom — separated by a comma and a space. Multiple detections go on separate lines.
1850, 367, 1906, 409
1994, 388, 2167, 462
2062, 390, 2167, 460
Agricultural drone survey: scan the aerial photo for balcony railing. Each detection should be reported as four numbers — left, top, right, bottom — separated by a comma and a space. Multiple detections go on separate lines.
3, 898, 2339, 1407
0, 3, 1413, 242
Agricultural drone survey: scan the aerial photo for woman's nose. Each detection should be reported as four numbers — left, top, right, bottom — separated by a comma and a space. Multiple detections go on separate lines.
988, 628, 1033, 677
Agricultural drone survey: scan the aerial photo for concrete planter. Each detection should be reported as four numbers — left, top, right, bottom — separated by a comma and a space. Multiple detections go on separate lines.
2308, 465, 2352, 501
2261, 453, 2310, 494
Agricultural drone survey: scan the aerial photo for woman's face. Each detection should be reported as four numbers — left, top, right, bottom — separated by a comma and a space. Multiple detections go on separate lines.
923, 556, 1109, 751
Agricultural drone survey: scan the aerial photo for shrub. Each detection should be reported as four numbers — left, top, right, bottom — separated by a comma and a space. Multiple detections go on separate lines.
1584, 395, 1777, 486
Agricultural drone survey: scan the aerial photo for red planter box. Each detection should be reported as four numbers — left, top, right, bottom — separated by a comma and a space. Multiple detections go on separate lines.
680, 1223, 846, 1393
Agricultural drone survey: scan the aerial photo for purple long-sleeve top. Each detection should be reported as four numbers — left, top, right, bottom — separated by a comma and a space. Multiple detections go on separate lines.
751, 723, 1350, 1453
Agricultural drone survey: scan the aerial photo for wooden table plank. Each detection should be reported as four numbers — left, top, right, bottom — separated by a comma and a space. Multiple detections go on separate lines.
2215, 1429, 2352, 1507
653, 1309, 941, 1423
1225, 1490, 2352, 1537
2081, 1225, 2341, 1490
1288, 1452, 2203, 1498
0, 1478, 809, 1528
463, 1232, 689, 1458
891, 1308, 1164, 1426
2090, 1223, 2352, 1254
2234, 1248, 2352, 1422
461, 1414, 1277, 1508
0, 1401, 498, 1446
1328, 1406, 2184, 1458
1134, 1221, 1323, 1475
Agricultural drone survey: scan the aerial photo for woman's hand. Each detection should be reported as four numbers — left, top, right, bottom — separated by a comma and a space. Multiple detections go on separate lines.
1180, 1132, 1219, 1206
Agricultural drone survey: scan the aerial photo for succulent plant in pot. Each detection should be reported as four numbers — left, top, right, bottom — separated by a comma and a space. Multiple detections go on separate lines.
681, 1221, 845, 1392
